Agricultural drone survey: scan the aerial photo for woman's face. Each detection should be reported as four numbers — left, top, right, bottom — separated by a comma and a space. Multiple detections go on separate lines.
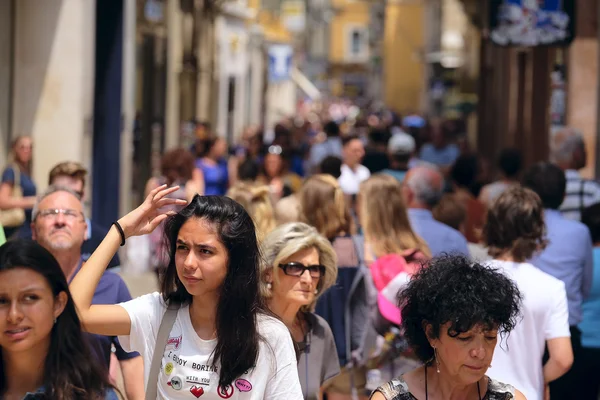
429, 322, 498, 386
210, 139, 228, 159
270, 247, 321, 308
264, 153, 283, 178
0, 268, 66, 355
14, 137, 32, 164
175, 218, 229, 297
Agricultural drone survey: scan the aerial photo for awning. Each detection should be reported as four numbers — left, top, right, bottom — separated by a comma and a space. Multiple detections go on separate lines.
290, 67, 322, 100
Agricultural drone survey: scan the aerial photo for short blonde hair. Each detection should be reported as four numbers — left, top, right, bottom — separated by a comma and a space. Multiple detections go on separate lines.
260, 222, 338, 312
48, 161, 88, 186
226, 182, 277, 241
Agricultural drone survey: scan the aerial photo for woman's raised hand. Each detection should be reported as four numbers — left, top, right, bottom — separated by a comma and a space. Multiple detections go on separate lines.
117, 185, 188, 238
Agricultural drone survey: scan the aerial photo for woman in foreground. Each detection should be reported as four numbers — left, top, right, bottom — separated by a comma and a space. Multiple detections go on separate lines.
0, 240, 118, 399
370, 255, 526, 400
70, 186, 303, 399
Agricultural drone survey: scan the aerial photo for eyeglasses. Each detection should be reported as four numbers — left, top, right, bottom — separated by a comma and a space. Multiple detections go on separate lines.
278, 262, 325, 278
37, 209, 84, 221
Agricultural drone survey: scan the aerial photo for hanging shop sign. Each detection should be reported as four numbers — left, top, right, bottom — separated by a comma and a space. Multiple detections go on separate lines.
489, 0, 575, 47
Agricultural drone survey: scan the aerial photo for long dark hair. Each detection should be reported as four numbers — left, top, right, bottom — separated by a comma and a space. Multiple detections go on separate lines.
0, 240, 116, 399
161, 195, 265, 388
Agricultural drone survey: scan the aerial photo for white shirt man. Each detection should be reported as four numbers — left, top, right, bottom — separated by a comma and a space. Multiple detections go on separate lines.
338, 135, 370, 195
486, 260, 572, 400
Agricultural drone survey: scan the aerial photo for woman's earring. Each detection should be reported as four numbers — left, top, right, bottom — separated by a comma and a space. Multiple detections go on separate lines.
434, 347, 440, 373
314, 289, 318, 294
54, 318, 57, 325
267, 282, 272, 290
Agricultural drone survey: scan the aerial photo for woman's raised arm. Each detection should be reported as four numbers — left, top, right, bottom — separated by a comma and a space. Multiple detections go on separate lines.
69, 185, 187, 336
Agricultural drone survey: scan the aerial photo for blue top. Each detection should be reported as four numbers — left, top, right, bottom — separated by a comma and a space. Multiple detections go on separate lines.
23, 387, 119, 399
196, 158, 229, 196
418, 143, 460, 167
579, 247, 600, 348
69, 262, 140, 367
408, 208, 469, 257
381, 169, 407, 183
1, 165, 37, 224
309, 137, 343, 170
529, 209, 594, 326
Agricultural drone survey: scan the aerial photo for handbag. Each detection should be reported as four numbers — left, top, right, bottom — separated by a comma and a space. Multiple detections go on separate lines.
145, 302, 180, 400
0, 165, 26, 228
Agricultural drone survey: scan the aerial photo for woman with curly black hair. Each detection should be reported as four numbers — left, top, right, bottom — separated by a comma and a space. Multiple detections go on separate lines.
370, 255, 526, 400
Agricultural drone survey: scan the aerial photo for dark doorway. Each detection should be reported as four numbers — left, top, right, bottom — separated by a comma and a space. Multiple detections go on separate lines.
92, 0, 124, 229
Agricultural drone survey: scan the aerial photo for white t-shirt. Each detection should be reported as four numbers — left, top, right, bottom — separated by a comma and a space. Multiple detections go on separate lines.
118, 292, 303, 400
486, 260, 570, 400
338, 164, 371, 195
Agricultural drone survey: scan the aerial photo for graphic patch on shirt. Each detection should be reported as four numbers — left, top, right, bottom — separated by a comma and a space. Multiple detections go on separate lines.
166, 334, 183, 350
186, 375, 210, 386
164, 362, 174, 375
235, 378, 252, 392
217, 385, 234, 399
190, 385, 205, 398
167, 376, 183, 390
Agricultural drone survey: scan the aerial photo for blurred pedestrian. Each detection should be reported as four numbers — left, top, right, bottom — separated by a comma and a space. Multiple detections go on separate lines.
578, 203, 600, 399
551, 127, 600, 221
195, 136, 230, 196
0, 136, 37, 239
478, 148, 523, 208
227, 182, 277, 241
381, 132, 416, 183
402, 166, 469, 256
449, 155, 486, 244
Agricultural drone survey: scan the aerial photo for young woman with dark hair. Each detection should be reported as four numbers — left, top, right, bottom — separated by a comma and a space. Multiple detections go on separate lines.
0, 239, 118, 399
70, 186, 303, 399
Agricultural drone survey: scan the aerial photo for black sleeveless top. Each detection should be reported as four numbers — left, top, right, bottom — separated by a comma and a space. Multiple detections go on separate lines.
371, 375, 516, 400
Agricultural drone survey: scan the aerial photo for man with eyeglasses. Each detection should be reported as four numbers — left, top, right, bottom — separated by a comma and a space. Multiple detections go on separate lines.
31, 185, 145, 400
17, 161, 120, 268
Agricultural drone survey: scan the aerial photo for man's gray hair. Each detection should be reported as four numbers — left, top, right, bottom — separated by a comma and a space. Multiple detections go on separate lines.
32, 185, 85, 221
550, 127, 585, 164
405, 165, 444, 208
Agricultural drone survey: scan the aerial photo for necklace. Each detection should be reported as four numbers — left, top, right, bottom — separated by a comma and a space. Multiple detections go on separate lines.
424, 365, 482, 400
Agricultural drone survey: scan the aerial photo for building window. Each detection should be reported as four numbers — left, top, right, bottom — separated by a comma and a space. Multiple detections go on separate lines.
351, 30, 361, 54
345, 25, 368, 62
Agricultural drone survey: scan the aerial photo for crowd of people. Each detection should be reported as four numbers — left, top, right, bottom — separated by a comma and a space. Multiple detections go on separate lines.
0, 106, 598, 400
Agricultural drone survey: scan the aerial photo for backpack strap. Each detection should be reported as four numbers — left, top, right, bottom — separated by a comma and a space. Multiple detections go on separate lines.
146, 302, 180, 400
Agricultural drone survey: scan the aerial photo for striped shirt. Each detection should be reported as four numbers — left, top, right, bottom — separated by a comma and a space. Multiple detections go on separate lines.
559, 169, 600, 221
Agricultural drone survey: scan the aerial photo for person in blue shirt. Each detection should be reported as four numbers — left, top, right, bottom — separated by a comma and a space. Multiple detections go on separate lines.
0, 239, 119, 399
31, 186, 144, 400
401, 165, 469, 257
418, 121, 460, 173
309, 121, 343, 173
578, 203, 600, 399
523, 162, 594, 400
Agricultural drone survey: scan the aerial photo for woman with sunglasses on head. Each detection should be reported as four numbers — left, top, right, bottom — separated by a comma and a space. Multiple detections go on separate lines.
70, 186, 303, 399
261, 222, 340, 399
0, 239, 119, 399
